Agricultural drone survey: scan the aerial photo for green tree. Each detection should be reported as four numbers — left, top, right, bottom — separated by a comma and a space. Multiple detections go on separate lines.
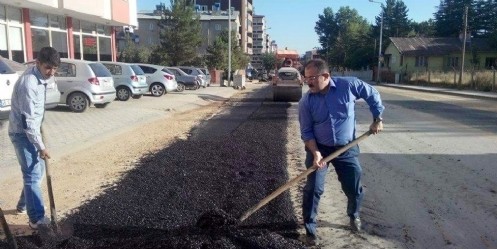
261, 52, 277, 72
409, 19, 436, 37
371, 0, 411, 50
157, 0, 202, 66
205, 30, 248, 72
118, 34, 151, 63
434, 0, 476, 37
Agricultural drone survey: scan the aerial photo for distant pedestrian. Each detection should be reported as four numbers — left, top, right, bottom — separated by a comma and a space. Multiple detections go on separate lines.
298, 59, 384, 245
8, 47, 60, 229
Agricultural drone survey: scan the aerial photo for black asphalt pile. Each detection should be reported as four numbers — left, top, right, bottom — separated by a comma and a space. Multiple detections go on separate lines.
11, 87, 306, 249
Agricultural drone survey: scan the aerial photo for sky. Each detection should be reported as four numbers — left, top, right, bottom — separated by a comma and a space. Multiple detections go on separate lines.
136, 0, 439, 55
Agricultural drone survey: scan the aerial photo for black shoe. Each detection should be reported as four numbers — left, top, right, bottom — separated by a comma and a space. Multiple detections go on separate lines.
299, 233, 319, 247
350, 217, 362, 232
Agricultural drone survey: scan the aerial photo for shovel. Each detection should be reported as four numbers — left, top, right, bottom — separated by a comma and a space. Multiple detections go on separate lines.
41, 127, 59, 234
0, 206, 18, 249
239, 130, 372, 222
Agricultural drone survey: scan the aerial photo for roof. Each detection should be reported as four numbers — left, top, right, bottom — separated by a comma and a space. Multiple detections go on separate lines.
389, 37, 496, 56
276, 49, 299, 60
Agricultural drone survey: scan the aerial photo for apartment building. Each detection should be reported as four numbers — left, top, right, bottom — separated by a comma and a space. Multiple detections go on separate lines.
135, 6, 241, 56
195, 0, 253, 55
252, 15, 272, 71
0, 0, 137, 63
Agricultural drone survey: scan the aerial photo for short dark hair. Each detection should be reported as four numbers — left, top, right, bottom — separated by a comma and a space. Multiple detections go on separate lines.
304, 59, 329, 74
37, 47, 60, 67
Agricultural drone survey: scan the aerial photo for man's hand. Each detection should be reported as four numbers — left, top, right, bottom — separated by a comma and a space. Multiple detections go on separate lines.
313, 152, 327, 169
39, 149, 50, 160
369, 120, 383, 135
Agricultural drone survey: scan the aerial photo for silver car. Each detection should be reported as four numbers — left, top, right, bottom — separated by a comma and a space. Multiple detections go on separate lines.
27, 58, 116, 112
3, 57, 60, 115
136, 63, 179, 96
101, 62, 148, 101
176, 66, 208, 88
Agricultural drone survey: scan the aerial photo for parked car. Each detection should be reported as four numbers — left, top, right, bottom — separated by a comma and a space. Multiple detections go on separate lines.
135, 63, 178, 96
198, 68, 211, 86
101, 62, 148, 101
26, 58, 116, 112
165, 67, 200, 91
1, 57, 60, 116
176, 66, 208, 88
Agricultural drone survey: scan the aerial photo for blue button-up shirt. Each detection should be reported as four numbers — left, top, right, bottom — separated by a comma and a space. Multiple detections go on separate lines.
9, 66, 49, 150
299, 76, 384, 146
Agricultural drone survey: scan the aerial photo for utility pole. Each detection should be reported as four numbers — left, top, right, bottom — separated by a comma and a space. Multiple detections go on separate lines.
459, 6, 468, 87
369, 0, 384, 83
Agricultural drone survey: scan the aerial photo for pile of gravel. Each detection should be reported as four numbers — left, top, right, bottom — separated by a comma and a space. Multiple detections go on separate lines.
11, 87, 306, 249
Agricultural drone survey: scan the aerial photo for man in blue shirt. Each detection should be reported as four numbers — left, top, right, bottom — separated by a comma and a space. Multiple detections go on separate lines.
9, 47, 60, 229
298, 59, 384, 243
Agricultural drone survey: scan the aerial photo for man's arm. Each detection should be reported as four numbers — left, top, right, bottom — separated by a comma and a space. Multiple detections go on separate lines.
19, 77, 46, 151
351, 78, 385, 134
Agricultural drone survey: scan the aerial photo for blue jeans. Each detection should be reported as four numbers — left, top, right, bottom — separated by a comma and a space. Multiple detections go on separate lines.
9, 133, 46, 223
302, 144, 363, 236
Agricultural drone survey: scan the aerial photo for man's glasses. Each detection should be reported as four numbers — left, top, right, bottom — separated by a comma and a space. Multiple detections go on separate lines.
304, 74, 324, 82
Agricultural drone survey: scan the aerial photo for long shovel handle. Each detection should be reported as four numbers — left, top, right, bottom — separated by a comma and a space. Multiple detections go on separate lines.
41, 127, 59, 233
239, 130, 372, 222
0, 206, 18, 249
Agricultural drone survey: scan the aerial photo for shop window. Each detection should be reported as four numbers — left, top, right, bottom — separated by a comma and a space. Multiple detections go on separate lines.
83, 35, 97, 61
30, 10, 49, 28
0, 6, 5, 21
74, 34, 81, 59
9, 26, 24, 62
99, 36, 111, 61
6, 6, 21, 24
32, 29, 50, 59
52, 31, 68, 58
0, 24, 7, 58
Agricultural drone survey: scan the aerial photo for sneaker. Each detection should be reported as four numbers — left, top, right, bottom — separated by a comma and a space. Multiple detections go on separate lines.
16, 208, 27, 215
28, 216, 51, 230
350, 217, 362, 232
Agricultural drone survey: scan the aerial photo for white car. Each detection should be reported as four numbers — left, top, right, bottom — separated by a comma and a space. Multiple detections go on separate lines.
135, 63, 179, 96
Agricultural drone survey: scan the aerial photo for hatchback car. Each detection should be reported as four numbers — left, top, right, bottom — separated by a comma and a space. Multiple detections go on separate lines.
135, 63, 178, 96
2, 57, 60, 115
176, 66, 208, 88
198, 68, 211, 86
165, 67, 200, 91
27, 58, 116, 112
101, 62, 148, 101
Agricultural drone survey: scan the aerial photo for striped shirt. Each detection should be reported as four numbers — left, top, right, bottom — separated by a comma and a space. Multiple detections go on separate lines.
299, 76, 384, 147
8, 66, 49, 150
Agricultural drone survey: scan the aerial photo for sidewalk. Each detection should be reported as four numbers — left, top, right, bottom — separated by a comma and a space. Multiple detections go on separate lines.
379, 83, 497, 101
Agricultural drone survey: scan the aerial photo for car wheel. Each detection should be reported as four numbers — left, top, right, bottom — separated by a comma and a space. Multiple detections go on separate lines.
94, 103, 110, 108
132, 94, 143, 99
150, 83, 165, 96
68, 92, 88, 113
177, 83, 186, 92
116, 87, 131, 101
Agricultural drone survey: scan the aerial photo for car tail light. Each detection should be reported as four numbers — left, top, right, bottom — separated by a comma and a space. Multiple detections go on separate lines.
164, 74, 173, 80
130, 75, 138, 82
88, 77, 100, 85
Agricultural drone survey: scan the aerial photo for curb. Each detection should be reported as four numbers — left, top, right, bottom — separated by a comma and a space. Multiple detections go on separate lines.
379, 83, 497, 101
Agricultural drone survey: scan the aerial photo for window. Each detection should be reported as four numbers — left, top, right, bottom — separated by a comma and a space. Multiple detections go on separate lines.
139, 66, 156, 74
415, 56, 427, 67
103, 64, 122, 75
447, 57, 459, 68
56, 62, 76, 77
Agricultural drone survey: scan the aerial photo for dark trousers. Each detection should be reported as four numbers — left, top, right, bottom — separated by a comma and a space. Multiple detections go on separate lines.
302, 144, 363, 236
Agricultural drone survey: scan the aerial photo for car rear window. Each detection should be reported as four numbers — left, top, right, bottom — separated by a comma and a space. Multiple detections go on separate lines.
199, 68, 209, 75
162, 68, 174, 75
278, 71, 299, 80
89, 63, 112, 77
130, 65, 145, 75
0, 61, 15, 74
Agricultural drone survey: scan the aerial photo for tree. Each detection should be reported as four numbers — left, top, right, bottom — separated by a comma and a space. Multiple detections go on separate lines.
315, 6, 371, 69
261, 52, 277, 73
409, 19, 436, 37
157, 0, 202, 66
205, 30, 248, 72
434, 0, 476, 37
118, 34, 151, 63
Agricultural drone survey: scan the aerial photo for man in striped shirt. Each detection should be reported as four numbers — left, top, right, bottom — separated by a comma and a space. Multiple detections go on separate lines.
8, 47, 60, 229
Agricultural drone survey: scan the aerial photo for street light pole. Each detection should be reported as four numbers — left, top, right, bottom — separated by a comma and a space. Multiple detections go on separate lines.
369, 0, 383, 83
228, 0, 232, 86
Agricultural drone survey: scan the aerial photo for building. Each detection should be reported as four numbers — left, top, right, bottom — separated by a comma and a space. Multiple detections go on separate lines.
134, 5, 241, 56
385, 37, 497, 74
251, 14, 272, 71
195, 0, 253, 55
0, 0, 137, 63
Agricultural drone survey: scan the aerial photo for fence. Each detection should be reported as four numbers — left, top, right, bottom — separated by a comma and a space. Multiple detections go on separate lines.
395, 69, 497, 92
